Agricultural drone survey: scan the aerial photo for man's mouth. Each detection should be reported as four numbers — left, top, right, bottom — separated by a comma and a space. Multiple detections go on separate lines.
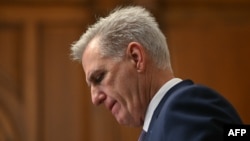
109, 100, 118, 115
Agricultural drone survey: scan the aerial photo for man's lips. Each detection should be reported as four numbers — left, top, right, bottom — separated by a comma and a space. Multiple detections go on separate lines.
107, 100, 117, 113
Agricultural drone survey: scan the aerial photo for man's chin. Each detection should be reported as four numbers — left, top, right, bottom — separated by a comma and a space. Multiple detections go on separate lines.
115, 116, 141, 127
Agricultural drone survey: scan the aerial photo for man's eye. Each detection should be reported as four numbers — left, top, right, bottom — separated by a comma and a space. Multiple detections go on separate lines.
94, 73, 105, 84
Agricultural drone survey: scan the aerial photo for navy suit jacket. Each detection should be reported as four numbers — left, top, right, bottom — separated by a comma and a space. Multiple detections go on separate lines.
144, 80, 242, 141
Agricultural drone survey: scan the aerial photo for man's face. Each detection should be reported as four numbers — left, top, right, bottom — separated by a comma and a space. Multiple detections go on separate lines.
82, 38, 145, 126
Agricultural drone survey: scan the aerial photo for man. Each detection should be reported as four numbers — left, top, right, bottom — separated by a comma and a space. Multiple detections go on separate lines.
70, 6, 242, 141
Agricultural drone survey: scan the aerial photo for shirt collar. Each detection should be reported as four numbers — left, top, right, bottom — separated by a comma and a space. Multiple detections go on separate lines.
142, 78, 182, 132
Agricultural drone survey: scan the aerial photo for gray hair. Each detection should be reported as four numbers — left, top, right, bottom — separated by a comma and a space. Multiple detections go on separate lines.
71, 6, 172, 70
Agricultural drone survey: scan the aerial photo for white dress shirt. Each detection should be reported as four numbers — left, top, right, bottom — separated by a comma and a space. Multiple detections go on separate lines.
142, 78, 182, 132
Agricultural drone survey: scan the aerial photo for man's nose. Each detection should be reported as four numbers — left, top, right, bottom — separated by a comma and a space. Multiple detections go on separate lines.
91, 85, 106, 106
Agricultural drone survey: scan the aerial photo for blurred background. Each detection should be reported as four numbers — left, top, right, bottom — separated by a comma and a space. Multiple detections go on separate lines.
0, 0, 249, 141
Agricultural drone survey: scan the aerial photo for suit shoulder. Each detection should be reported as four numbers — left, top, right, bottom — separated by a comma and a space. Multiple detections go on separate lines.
168, 81, 222, 101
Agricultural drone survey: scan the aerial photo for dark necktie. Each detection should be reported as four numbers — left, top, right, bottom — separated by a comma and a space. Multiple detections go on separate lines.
138, 130, 147, 141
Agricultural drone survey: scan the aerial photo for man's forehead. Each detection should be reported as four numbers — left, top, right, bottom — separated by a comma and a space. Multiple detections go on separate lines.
82, 37, 101, 62
81, 38, 100, 70
83, 37, 101, 55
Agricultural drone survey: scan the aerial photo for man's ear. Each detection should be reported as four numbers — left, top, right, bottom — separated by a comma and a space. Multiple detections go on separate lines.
126, 42, 146, 72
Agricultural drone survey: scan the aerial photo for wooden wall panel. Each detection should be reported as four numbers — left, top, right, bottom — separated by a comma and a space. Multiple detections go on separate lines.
1, 1, 249, 141
0, 3, 92, 141
38, 22, 87, 141
163, 1, 250, 124
0, 23, 22, 99
0, 23, 24, 141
